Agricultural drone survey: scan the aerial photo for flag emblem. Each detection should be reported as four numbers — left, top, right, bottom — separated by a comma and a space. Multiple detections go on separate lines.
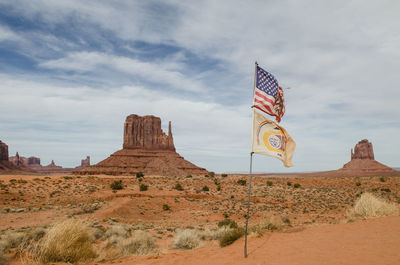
253, 65, 285, 122
252, 109, 295, 167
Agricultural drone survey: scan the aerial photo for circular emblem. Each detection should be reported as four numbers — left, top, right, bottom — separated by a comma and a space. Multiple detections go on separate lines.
268, 135, 282, 149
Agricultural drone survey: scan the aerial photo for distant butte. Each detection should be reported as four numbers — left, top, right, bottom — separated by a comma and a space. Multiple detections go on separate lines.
340, 139, 395, 173
75, 114, 207, 176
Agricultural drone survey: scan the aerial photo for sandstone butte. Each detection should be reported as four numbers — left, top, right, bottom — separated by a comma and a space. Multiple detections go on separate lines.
0, 140, 23, 171
75, 114, 208, 176
340, 139, 395, 173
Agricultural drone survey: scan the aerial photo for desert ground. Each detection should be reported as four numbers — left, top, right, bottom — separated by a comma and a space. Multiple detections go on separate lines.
1, 171, 399, 264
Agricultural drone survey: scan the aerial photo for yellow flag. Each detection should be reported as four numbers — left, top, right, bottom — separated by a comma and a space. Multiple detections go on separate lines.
251, 109, 296, 167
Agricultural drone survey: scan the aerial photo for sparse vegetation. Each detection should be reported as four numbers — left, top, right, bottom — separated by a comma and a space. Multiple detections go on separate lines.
162, 204, 170, 211
356, 182, 361, 186
136, 172, 144, 178
237, 179, 246, 186
267, 181, 273, 186
221, 173, 228, 178
139, 184, 148, 191
110, 180, 123, 190
202, 186, 209, 191
293, 183, 301, 188
173, 229, 200, 249
218, 219, 238, 229
379, 176, 386, 182
287, 181, 292, 186
219, 227, 244, 247
174, 183, 184, 191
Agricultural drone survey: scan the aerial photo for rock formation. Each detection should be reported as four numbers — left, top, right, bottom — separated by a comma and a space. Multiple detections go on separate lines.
9, 153, 41, 167
0, 140, 8, 161
75, 114, 207, 176
351, 139, 374, 160
341, 139, 395, 173
81, 156, 90, 167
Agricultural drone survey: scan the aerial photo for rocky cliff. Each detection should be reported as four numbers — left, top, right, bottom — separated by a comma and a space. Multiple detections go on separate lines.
0, 140, 8, 161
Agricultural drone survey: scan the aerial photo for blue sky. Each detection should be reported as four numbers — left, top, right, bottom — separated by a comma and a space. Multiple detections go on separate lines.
0, 0, 399, 173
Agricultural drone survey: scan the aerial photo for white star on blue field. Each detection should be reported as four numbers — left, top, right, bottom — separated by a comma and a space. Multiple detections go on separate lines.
0, 0, 399, 173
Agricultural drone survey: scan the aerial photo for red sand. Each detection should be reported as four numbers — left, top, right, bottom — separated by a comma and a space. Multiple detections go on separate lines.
94, 216, 400, 265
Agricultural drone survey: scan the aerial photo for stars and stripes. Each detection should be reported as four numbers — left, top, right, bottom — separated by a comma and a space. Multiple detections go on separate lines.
253, 65, 285, 122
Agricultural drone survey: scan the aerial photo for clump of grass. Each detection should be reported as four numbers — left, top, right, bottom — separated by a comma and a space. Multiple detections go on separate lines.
119, 230, 156, 256
136, 172, 144, 178
356, 181, 361, 186
287, 181, 292, 186
221, 174, 228, 178
208, 172, 215, 178
293, 183, 301, 188
162, 204, 170, 211
173, 229, 201, 249
202, 186, 209, 191
266, 180, 273, 186
350, 192, 399, 220
219, 227, 244, 247
379, 176, 386, 182
139, 184, 148, 191
186, 175, 192, 178
174, 183, 183, 191
110, 180, 123, 190
218, 219, 238, 229
37, 219, 96, 264
237, 179, 246, 186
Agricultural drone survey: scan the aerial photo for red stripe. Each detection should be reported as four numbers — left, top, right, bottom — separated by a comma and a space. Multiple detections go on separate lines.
254, 98, 274, 114
254, 90, 275, 105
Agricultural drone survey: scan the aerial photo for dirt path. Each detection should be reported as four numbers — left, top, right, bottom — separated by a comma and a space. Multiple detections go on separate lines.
94, 216, 400, 265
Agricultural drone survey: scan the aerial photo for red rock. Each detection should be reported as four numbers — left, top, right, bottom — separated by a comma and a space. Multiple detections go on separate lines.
0, 140, 8, 161
76, 114, 207, 176
341, 139, 395, 173
351, 139, 374, 160
81, 156, 90, 167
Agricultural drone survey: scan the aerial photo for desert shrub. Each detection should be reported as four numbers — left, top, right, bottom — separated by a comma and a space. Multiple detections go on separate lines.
202, 186, 209, 192
287, 181, 292, 186
136, 172, 144, 178
216, 184, 221, 191
293, 183, 301, 188
173, 229, 200, 249
200, 226, 232, 241
174, 183, 183, 191
219, 227, 244, 247
110, 180, 123, 190
237, 179, 246, 186
352, 192, 399, 219
379, 176, 386, 182
105, 225, 130, 239
218, 219, 238, 229
119, 230, 156, 256
186, 175, 192, 178
266, 181, 273, 186
139, 184, 148, 191
356, 182, 361, 186
204, 174, 210, 178
221, 174, 228, 178
38, 219, 96, 264
208, 172, 215, 178
162, 204, 170, 211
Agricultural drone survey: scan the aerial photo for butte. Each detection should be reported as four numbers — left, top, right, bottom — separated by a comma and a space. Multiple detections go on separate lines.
75, 114, 207, 176
339, 139, 395, 173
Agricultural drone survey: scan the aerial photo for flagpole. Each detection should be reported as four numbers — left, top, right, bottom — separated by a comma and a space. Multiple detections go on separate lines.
244, 61, 258, 258
244, 151, 254, 258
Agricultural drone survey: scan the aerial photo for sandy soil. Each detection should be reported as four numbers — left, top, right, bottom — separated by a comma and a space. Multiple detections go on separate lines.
1, 172, 399, 264
93, 216, 400, 265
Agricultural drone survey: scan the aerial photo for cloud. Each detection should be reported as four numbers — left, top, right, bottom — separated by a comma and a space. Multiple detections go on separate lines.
0, 0, 399, 172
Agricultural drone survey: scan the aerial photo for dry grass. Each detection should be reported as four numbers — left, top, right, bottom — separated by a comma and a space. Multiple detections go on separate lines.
99, 229, 157, 260
37, 219, 96, 264
349, 192, 399, 220
173, 229, 201, 249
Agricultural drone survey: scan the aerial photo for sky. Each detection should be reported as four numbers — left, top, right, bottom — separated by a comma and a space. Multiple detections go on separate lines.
0, 0, 399, 173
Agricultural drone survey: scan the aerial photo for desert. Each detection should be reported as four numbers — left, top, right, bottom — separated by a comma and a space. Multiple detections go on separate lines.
1, 1, 400, 264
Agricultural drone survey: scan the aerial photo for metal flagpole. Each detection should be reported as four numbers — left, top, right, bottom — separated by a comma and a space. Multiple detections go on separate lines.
244, 61, 258, 258
244, 152, 254, 258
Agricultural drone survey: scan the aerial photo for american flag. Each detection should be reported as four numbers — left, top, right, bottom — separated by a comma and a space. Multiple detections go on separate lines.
253, 65, 285, 122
